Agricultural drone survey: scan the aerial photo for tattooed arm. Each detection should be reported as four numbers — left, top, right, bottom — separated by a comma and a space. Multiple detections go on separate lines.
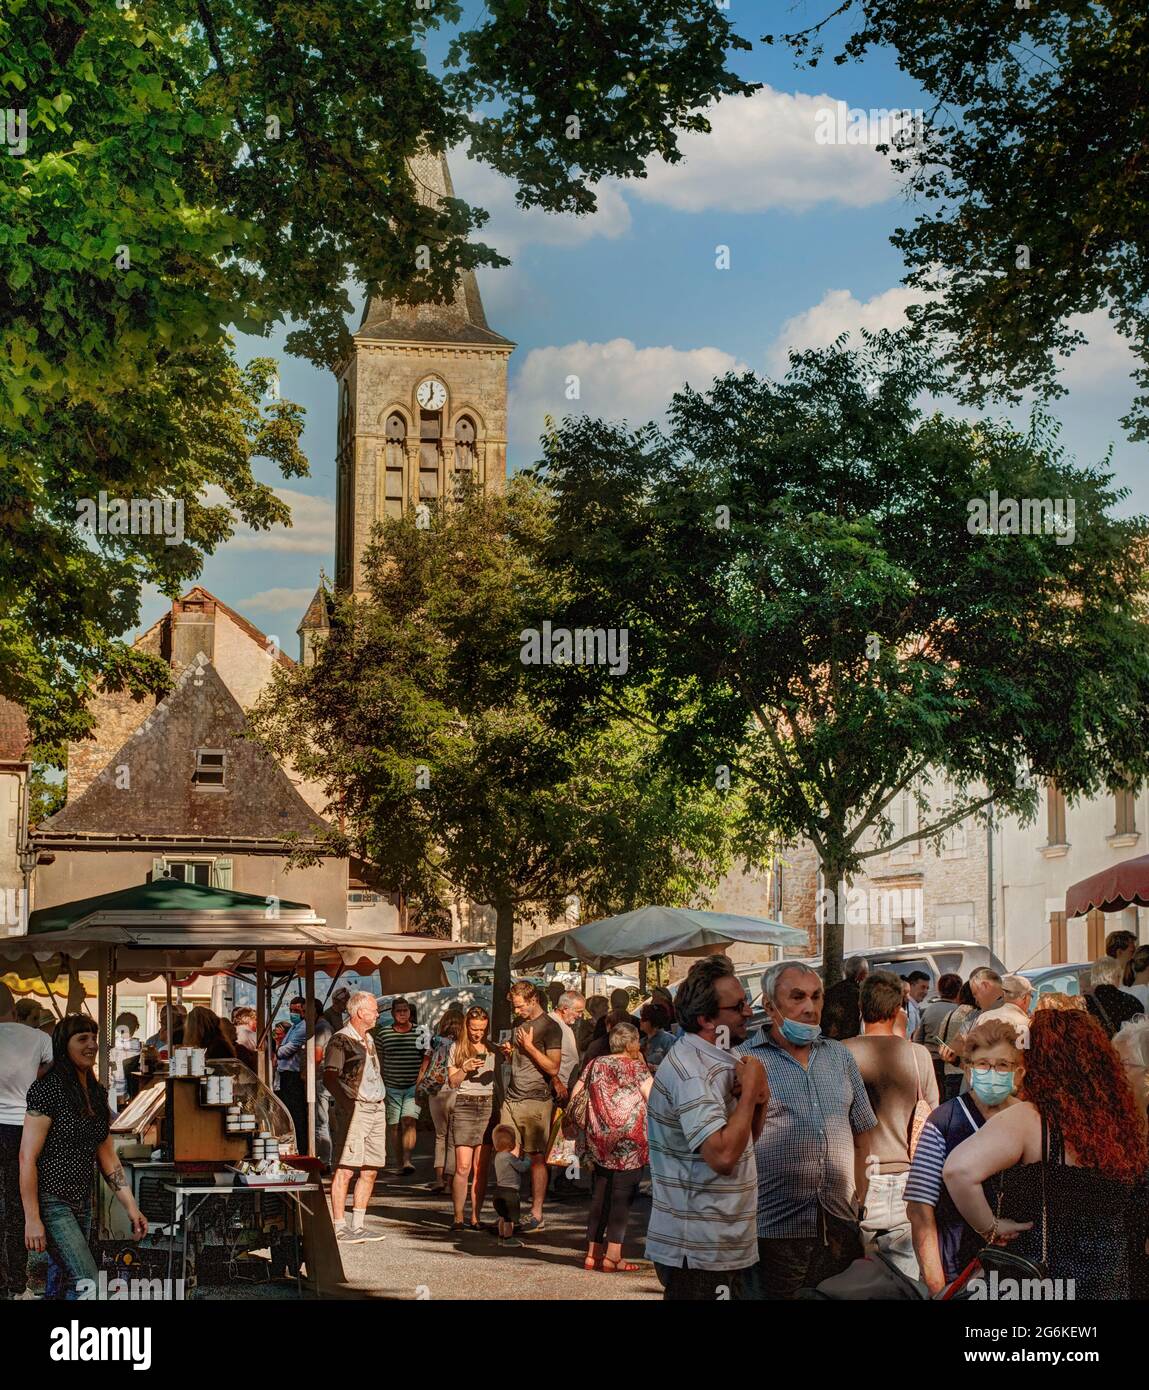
97, 1138, 148, 1240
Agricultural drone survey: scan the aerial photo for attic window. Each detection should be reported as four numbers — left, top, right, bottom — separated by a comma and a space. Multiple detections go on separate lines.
194, 749, 226, 787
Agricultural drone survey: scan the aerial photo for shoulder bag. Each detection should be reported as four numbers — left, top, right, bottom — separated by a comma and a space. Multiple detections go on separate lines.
908, 1046, 932, 1159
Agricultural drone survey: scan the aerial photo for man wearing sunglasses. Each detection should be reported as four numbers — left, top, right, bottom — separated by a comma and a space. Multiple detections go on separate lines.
645, 955, 768, 1300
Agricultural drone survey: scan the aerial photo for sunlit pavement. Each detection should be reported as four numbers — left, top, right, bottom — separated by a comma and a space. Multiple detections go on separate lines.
333, 1134, 663, 1301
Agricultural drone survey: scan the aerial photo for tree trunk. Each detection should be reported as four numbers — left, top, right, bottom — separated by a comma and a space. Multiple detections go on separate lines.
820, 853, 849, 990
492, 896, 515, 1040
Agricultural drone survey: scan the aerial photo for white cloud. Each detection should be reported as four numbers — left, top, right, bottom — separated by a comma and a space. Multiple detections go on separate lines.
767, 286, 925, 373
629, 87, 906, 214
450, 149, 631, 258
234, 587, 319, 616
509, 338, 747, 466
1056, 309, 1138, 391
768, 288, 1140, 404
202, 485, 335, 555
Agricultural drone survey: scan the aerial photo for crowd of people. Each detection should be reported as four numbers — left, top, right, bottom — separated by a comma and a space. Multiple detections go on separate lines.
2, 936, 1148, 1302
643, 945, 1148, 1300
315, 979, 678, 1253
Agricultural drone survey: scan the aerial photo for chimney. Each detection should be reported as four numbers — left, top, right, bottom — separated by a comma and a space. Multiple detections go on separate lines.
170, 594, 216, 672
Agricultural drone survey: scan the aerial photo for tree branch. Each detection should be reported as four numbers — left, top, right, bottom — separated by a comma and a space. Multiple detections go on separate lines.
855, 791, 996, 860
846, 756, 930, 851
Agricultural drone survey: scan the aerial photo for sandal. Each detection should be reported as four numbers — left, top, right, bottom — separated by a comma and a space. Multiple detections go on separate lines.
583, 1256, 601, 1271
601, 1258, 642, 1273
449, 1221, 466, 1233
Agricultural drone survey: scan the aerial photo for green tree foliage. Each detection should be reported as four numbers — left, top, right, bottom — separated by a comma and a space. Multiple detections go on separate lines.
1, 349, 305, 751
27, 763, 66, 828
533, 332, 1149, 984
1, 0, 752, 743
769, 2, 1149, 438
250, 478, 735, 1033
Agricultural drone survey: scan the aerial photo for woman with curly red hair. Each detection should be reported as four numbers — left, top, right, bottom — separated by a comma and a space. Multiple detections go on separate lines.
943, 1009, 1148, 1297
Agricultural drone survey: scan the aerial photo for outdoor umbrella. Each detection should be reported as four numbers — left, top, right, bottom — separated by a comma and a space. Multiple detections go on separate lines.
1065, 853, 1149, 918
511, 905, 806, 972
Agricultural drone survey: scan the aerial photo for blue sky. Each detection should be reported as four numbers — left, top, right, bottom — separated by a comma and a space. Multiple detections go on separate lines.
145, 16, 1146, 650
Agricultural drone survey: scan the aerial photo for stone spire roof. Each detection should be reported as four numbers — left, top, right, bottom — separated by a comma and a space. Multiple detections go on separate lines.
356, 148, 513, 349
296, 582, 333, 635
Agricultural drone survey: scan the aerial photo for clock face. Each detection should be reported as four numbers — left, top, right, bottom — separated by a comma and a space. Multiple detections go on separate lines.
417, 378, 447, 410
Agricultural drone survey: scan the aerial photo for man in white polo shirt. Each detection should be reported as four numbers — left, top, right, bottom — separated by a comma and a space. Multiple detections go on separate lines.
645, 956, 769, 1299
0, 982, 52, 1297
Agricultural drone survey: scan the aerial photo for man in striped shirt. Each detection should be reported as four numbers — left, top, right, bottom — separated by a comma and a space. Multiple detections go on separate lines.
372, 998, 425, 1175
645, 956, 769, 1300
738, 962, 876, 1299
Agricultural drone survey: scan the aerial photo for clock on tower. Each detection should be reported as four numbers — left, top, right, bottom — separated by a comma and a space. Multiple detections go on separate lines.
330, 148, 514, 595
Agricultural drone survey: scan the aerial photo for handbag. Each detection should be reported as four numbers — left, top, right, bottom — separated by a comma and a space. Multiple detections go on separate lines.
415, 1040, 450, 1102
565, 1082, 590, 1131
908, 1048, 931, 1159
545, 1108, 579, 1166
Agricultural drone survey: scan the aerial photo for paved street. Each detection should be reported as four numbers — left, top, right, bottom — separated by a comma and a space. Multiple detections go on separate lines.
334, 1132, 662, 1301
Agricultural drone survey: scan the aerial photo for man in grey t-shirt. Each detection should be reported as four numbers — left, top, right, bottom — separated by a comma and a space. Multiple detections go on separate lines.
497, 982, 562, 1232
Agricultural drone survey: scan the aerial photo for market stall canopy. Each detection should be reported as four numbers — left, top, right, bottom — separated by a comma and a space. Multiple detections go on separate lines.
26, 877, 319, 935
1065, 853, 1149, 918
511, 906, 807, 972
0, 971, 94, 1000
3, 878, 470, 979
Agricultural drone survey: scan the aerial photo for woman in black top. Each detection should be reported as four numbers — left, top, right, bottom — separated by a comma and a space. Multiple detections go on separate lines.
20, 1015, 147, 1299
944, 1010, 1146, 1299
1085, 956, 1145, 1038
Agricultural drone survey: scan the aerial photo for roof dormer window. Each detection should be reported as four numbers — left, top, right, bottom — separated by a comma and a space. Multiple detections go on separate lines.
193, 748, 226, 787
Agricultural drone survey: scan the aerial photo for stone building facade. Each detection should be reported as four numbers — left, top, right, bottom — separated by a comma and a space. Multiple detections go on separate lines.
31, 589, 386, 932
332, 149, 514, 596
997, 781, 1149, 972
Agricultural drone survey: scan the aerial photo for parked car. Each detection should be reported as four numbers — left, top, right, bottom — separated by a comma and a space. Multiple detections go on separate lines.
1019, 963, 1093, 1001
746, 941, 1007, 1032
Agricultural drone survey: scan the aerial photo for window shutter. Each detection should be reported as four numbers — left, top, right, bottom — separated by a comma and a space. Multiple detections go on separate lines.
1049, 911, 1067, 965
213, 859, 233, 890
152, 857, 167, 882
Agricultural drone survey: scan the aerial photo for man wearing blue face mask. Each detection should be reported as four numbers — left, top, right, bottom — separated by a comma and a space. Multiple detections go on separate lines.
738, 963, 877, 1299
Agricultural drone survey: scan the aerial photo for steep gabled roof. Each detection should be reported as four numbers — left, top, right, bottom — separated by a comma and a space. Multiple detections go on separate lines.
41, 654, 328, 840
297, 583, 333, 634
175, 586, 296, 669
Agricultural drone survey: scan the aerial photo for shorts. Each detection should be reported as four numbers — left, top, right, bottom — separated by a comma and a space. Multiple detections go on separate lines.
493, 1189, 521, 1225
385, 1084, 421, 1126
334, 1101, 388, 1171
500, 1098, 553, 1155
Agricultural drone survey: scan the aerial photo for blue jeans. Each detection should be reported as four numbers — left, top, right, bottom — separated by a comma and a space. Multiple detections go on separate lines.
41, 1195, 97, 1301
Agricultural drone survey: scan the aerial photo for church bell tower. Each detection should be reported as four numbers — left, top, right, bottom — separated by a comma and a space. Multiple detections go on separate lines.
333, 148, 515, 594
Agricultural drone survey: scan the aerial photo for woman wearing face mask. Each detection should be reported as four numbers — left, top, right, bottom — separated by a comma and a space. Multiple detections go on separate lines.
20, 1015, 148, 1299
943, 1009, 1147, 1299
904, 1019, 1024, 1294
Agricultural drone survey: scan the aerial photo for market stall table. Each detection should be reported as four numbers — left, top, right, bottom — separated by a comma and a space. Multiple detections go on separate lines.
164, 1178, 322, 1299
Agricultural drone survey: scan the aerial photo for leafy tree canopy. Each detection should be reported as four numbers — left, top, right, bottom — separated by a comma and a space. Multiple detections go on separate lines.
1, 0, 752, 745
767, 2, 1149, 438
532, 332, 1149, 982
250, 477, 737, 1029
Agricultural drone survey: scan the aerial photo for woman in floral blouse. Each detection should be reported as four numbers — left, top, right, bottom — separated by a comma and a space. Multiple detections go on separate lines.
569, 1021, 652, 1272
